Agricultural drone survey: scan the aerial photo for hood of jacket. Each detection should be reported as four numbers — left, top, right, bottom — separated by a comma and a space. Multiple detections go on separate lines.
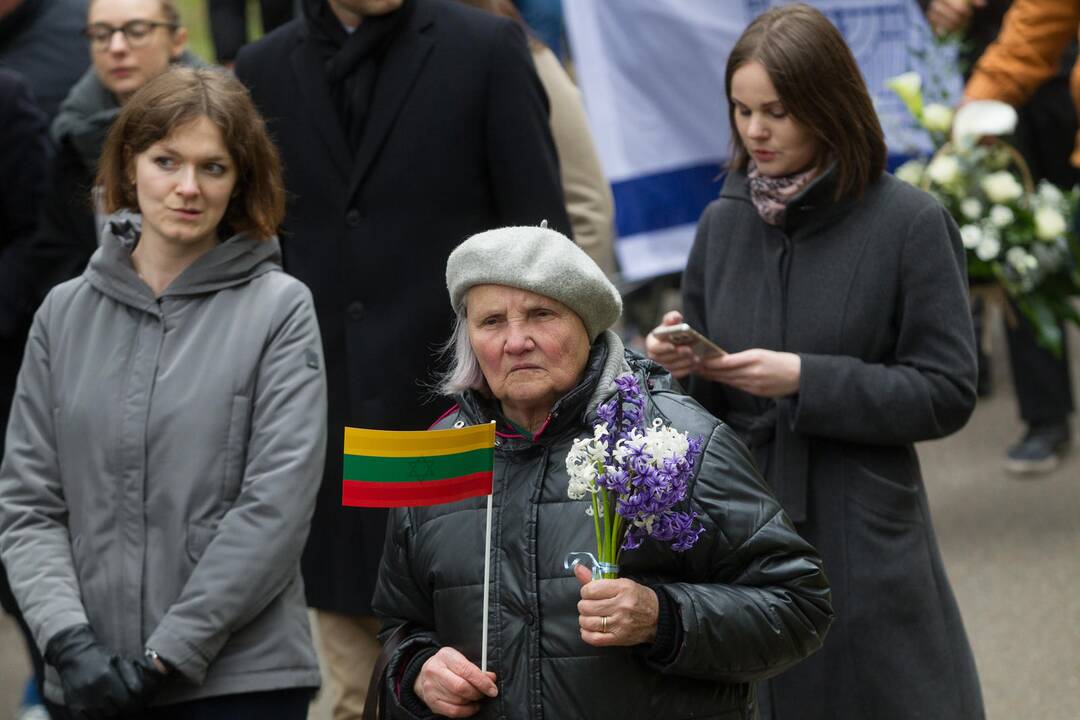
50, 50, 206, 168
83, 216, 282, 310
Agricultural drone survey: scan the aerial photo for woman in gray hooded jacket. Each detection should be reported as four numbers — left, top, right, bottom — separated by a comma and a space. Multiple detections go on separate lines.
0, 67, 326, 719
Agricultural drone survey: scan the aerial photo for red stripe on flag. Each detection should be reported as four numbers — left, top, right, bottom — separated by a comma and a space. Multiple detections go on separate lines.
341, 472, 493, 508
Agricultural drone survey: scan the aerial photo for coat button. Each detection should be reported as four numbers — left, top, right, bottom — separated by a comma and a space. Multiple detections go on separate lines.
347, 301, 364, 321
345, 209, 362, 228
524, 613, 534, 626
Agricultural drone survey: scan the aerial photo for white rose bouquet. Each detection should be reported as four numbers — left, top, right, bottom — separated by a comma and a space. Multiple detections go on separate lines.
888, 74, 1080, 356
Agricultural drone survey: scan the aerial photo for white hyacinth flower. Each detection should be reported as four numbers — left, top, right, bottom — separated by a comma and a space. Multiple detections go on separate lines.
959, 224, 982, 249
927, 154, 961, 186
980, 171, 1024, 203
975, 235, 1001, 261
565, 427, 609, 500
894, 159, 926, 186
960, 198, 983, 220
643, 424, 690, 465
989, 205, 1015, 227
921, 103, 954, 134
1034, 206, 1067, 241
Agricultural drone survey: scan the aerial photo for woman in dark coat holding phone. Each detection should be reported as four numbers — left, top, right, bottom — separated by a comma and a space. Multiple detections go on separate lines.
647, 5, 985, 719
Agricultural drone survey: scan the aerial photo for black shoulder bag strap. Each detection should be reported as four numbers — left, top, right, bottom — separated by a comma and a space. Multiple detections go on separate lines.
362, 623, 412, 720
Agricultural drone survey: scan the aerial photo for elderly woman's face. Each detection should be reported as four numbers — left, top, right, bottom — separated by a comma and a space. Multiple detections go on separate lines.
467, 285, 591, 420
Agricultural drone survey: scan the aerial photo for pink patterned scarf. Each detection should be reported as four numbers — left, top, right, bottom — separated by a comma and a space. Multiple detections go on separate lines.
747, 163, 821, 226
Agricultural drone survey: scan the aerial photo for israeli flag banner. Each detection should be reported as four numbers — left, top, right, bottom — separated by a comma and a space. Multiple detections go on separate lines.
564, 0, 961, 282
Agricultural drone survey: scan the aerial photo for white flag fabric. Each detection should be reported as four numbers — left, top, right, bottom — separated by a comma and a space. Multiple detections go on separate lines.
564, 0, 961, 282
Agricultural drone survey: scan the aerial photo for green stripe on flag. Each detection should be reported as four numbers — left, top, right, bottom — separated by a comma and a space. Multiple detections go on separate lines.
343, 447, 493, 483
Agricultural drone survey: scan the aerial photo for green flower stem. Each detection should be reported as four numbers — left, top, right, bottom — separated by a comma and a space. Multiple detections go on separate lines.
608, 514, 624, 579
590, 491, 602, 567
601, 489, 611, 566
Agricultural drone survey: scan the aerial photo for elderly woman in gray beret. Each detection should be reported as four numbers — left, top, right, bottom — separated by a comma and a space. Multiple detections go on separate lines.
371, 224, 833, 720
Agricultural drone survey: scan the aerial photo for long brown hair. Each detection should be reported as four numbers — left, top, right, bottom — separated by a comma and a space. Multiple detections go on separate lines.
97, 67, 285, 240
725, 3, 886, 198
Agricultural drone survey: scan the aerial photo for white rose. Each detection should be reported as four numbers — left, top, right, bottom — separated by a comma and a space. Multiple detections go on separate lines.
887, 72, 923, 118
980, 171, 1024, 203
894, 159, 926, 185
989, 204, 1015, 227
1037, 181, 1065, 206
960, 198, 983, 220
975, 235, 1001, 261
1034, 206, 1067, 240
959, 224, 982, 249
927, 155, 961, 186
1006, 247, 1038, 274
921, 103, 954, 134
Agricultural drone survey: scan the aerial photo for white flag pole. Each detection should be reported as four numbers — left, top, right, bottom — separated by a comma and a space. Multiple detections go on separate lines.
481, 491, 493, 673
481, 421, 496, 673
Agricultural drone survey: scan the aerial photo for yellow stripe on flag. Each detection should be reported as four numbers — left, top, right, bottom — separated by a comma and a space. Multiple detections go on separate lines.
344, 423, 495, 458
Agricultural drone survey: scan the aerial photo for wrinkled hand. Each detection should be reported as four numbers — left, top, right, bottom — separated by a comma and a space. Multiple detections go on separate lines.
573, 563, 658, 647
645, 311, 697, 379
694, 348, 801, 398
926, 0, 986, 35
45, 624, 137, 719
414, 647, 497, 718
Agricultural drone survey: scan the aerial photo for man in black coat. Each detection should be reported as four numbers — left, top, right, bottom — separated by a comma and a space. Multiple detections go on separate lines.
0, 0, 89, 120
235, 0, 569, 714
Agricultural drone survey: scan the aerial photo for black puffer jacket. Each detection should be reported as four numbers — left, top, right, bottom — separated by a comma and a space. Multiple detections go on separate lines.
373, 333, 833, 720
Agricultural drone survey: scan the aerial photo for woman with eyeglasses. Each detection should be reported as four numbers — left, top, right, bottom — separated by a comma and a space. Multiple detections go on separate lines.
16, 0, 203, 321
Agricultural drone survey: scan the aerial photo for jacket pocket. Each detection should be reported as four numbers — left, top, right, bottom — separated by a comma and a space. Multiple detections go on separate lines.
186, 521, 219, 564
222, 395, 251, 504
843, 458, 921, 525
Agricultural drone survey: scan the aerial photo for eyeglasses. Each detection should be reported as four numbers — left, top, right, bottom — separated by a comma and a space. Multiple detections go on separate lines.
84, 20, 177, 50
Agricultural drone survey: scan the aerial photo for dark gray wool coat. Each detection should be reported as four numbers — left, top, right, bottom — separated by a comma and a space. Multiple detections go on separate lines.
683, 168, 986, 720
373, 334, 834, 720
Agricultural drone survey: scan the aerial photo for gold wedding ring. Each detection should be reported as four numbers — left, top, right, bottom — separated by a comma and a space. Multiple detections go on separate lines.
601, 616, 609, 633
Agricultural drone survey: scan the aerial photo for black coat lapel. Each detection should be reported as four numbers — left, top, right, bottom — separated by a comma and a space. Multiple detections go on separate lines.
290, 35, 352, 180
347, 9, 435, 200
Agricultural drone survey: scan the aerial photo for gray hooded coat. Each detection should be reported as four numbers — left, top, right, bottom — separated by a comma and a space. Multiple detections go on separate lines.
0, 220, 327, 705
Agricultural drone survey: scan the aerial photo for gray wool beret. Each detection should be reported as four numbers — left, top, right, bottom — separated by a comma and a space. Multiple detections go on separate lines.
446, 224, 622, 340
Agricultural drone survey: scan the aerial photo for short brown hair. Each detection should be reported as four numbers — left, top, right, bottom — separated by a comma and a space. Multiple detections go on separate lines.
725, 3, 886, 198
97, 66, 284, 240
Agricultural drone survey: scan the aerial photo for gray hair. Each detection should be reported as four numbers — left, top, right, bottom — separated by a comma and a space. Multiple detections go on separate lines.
436, 310, 487, 397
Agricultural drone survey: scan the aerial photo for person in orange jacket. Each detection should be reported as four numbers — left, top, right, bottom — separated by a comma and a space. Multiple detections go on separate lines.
963, 0, 1078, 473
966, 0, 1080, 164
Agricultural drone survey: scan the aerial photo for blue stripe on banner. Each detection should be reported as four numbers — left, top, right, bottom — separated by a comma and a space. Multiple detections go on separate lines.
612, 163, 724, 238
612, 154, 918, 239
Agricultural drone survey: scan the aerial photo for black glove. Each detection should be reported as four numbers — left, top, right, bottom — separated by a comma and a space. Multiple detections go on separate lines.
44, 624, 137, 719
113, 653, 168, 713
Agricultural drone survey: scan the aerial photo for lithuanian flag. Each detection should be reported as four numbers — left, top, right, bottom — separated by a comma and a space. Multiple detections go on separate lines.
342, 423, 495, 508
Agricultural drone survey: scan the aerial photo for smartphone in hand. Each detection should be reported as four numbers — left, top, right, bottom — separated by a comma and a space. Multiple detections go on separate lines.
652, 323, 727, 358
